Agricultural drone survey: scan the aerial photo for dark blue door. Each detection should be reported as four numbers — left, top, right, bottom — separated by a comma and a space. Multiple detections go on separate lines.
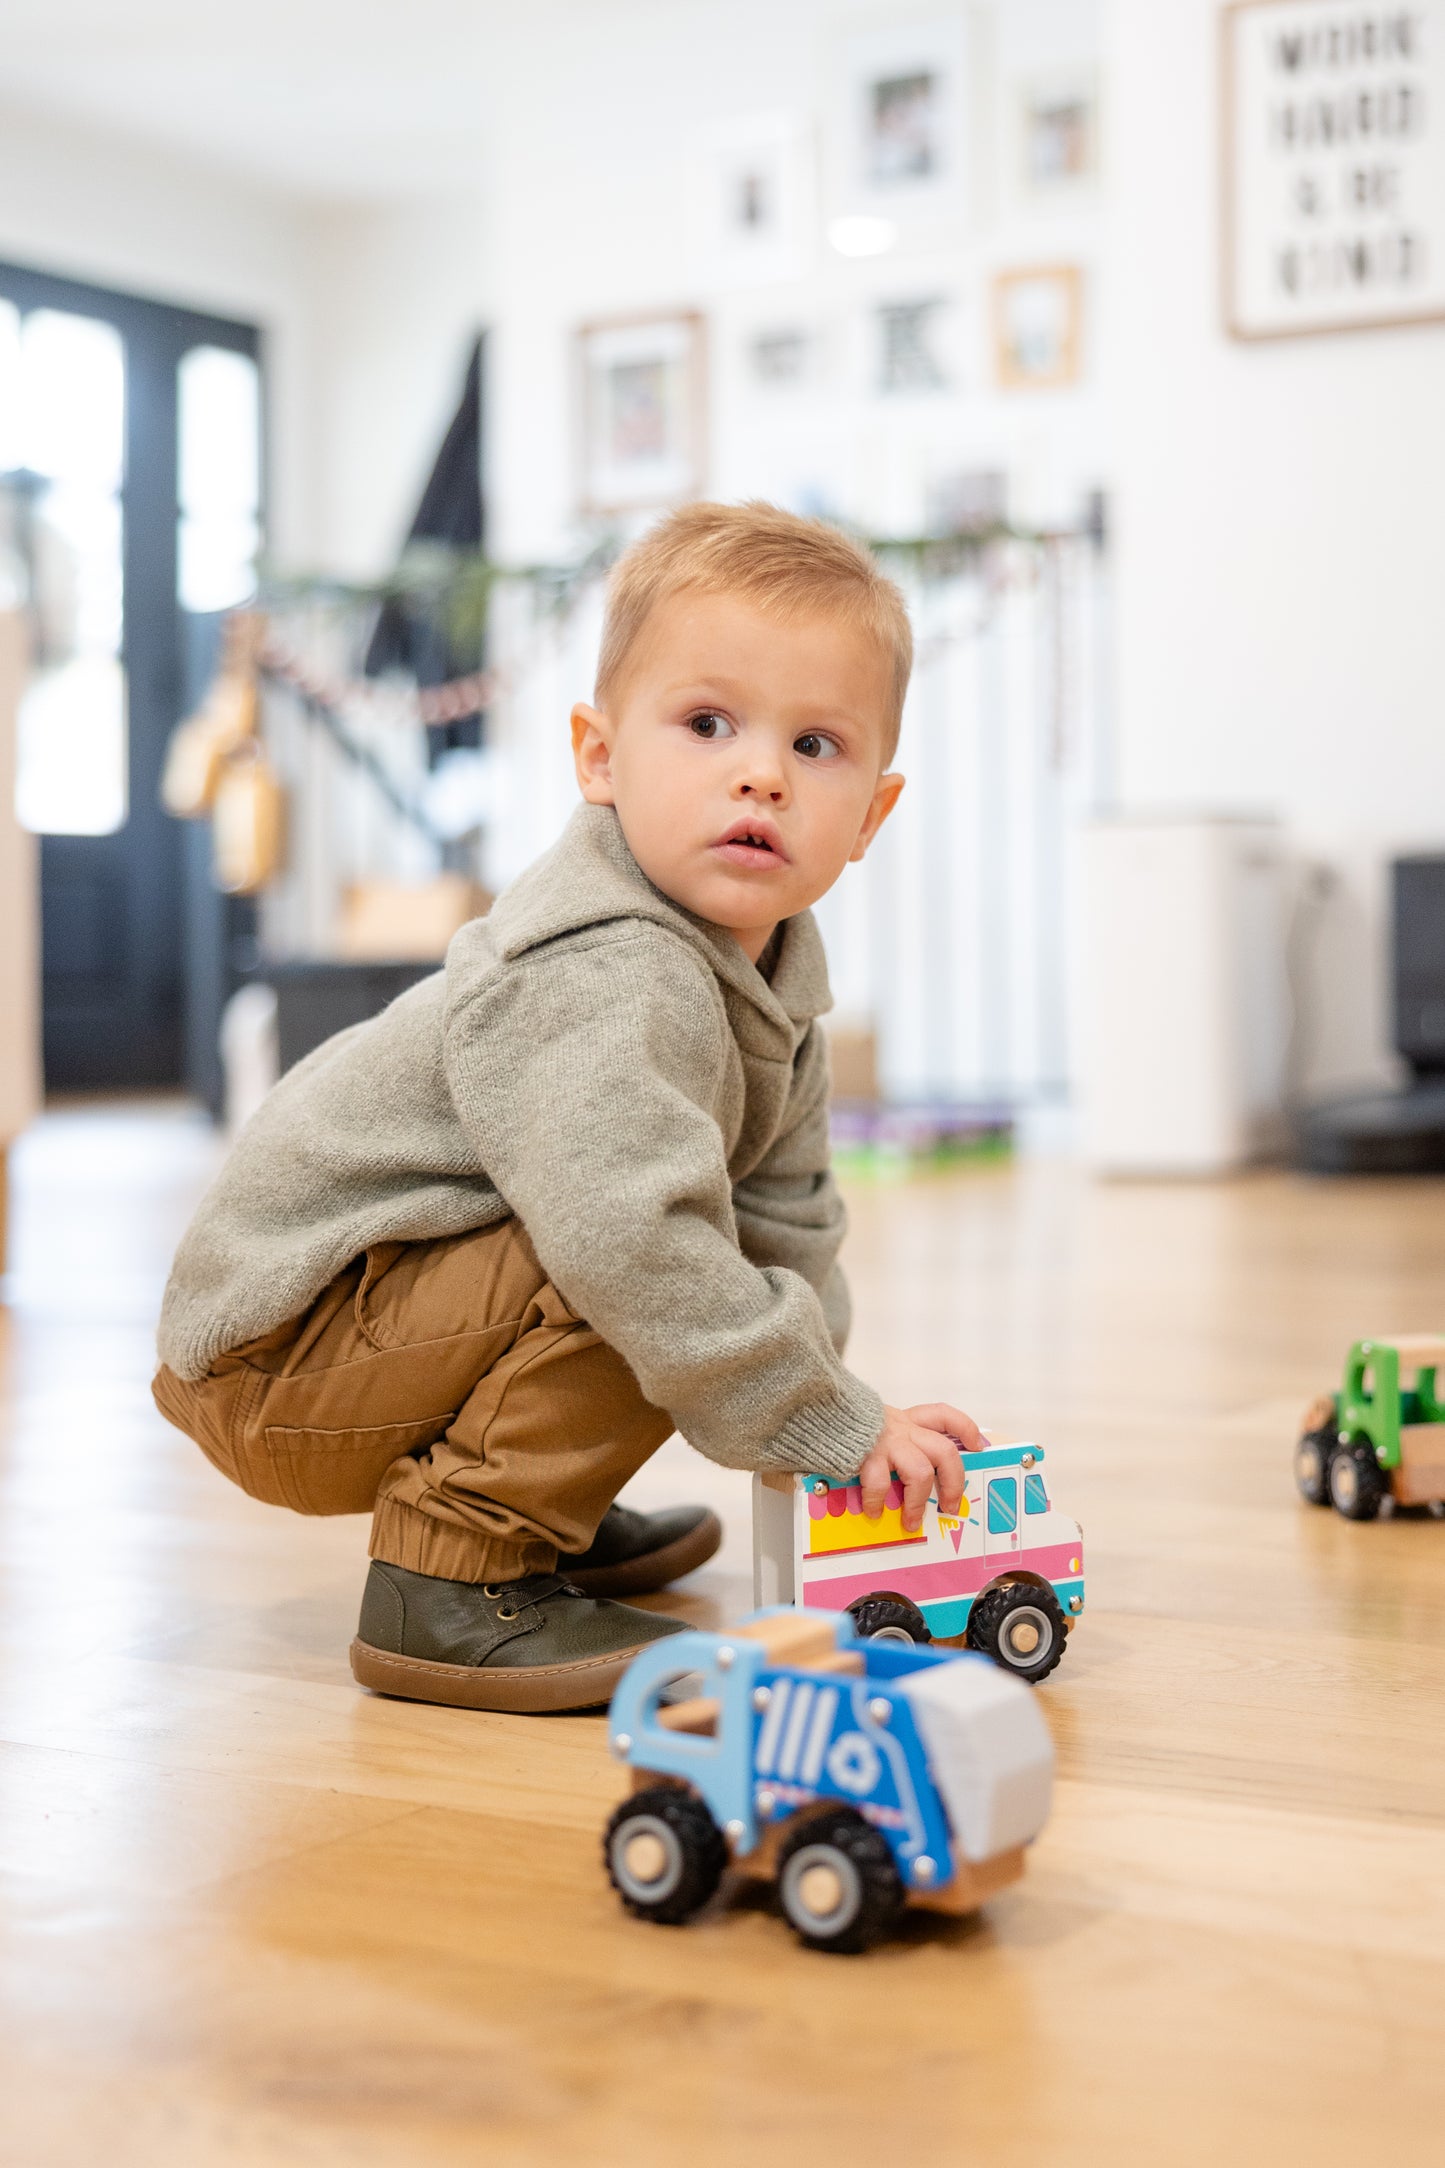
0, 260, 262, 1091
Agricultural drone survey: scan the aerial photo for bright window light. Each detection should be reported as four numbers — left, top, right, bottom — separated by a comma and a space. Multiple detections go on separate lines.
12, 307, 128, 836
19, 309, 125, 490
178, 344, 260, 612
16, 655, 128, 836
179, 511, 262, 614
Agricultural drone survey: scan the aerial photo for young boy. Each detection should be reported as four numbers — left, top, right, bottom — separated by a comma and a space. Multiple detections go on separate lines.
153, 502, 979, 1713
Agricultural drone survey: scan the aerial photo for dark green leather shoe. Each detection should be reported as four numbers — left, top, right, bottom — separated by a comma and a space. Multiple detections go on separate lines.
351, 1562, 686, 1712
557, 1502, 723, 1598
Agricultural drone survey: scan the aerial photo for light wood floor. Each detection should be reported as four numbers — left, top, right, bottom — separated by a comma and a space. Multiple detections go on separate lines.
3, 1101, 1444, 2167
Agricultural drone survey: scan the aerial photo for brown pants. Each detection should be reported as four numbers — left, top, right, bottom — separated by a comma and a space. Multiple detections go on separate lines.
152, 1217, 673, 1582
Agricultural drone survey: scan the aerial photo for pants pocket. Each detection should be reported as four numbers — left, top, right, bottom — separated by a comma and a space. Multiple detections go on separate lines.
256, 1413, 458, 1516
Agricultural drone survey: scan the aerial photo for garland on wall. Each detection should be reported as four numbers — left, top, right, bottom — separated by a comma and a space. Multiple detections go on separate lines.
168, 510, 1106, 902
256, 509, 1105, 725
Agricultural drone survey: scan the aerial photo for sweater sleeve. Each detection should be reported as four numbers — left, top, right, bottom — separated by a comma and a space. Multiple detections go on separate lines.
443, 930, 883, 1479
731, 1022, 853, 1356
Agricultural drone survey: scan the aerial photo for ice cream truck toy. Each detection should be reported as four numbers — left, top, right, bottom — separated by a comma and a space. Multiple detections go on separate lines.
1295, 1335, 1445, 1519
751, 1441, 1084, 1684
603, 1606, 1054, 1953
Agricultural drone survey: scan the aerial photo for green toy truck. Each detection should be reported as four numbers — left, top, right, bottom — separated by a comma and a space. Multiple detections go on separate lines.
1295, 1335, 1445, 1519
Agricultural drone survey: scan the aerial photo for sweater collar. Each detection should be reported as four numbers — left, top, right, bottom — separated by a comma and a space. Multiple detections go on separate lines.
490, 804, 834, 1029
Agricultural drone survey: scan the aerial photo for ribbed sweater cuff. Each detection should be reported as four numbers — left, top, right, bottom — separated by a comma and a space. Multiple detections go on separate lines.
756, 1381, 886, 1481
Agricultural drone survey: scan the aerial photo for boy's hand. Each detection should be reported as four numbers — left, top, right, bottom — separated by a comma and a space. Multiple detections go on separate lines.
858, 1404, 979, 1533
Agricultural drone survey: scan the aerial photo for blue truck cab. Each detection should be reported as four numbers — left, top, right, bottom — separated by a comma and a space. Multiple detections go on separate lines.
603, 1607, 1054, 1952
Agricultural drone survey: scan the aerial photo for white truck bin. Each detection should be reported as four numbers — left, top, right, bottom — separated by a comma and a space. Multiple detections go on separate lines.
900, 1656, 1054, 1864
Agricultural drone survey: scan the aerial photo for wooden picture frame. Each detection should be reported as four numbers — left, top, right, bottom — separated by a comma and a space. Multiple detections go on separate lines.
577, 310, 707, 518
1222, 0, 1445, 342
992, 266, 1083, 391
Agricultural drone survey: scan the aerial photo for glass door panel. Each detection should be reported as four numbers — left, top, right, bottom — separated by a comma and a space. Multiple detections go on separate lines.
178, 344, 260, 613
10, 307, 128, 837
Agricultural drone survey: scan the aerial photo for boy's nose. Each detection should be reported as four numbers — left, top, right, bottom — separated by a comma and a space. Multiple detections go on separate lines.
736, 751, 788, 804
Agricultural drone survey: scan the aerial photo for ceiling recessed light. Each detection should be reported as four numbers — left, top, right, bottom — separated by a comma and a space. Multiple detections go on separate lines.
828, 215, 898, 258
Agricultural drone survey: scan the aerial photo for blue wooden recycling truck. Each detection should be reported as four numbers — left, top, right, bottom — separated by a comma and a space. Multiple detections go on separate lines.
602, 1606, 1054, 1953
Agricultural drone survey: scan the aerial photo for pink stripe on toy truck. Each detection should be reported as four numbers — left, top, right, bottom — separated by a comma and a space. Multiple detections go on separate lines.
801, 1540, 1082, 1610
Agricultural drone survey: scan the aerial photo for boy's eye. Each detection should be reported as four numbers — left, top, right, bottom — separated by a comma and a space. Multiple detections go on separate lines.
688, 711, 736, 741
794, 732, 841, 761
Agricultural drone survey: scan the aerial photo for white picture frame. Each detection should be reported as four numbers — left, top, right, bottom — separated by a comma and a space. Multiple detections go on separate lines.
577, 312, 707, 517
743, 322, 819, 393
833, 14, 973, 229
1009, 69, 1100, 208
871, 293, 958, 396
692, 113, 815, 287
1223, 0, 1445, 340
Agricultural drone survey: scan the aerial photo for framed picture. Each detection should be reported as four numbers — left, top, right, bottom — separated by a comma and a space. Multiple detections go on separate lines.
1222, 0, 1445, 340
873, 296, 952, 394
577, 312, 707, 516
926, 468, 1008, 536
1012, 71, 1099, 203
992, 267, 1083, 391
834, 15, 972, 226
745, 325, 816, 390
693, 113, 814, 286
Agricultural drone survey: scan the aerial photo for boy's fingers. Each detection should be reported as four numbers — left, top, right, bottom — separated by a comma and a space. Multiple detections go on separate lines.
909, 1403, 982, 1453
930, 1439, 966, 1516
896, 1442, 933, 1532
857, 1449, 891, 1519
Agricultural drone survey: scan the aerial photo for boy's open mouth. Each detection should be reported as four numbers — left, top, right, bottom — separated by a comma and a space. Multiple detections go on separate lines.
713, 819, 789, 868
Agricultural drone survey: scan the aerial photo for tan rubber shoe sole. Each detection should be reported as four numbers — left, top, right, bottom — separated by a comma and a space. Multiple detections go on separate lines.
349, 1634, 657, 1713
562, 1507, 723, 1599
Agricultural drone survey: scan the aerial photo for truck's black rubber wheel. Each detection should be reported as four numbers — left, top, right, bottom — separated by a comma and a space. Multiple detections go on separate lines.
846, 1594, 932, 1645
776, 1808, 904, 1954
1294, 1425, 1336, 1507
604, 1786, 727, 1925
967, 1581, 1068, 1684
1328, 1439, 1385, 1521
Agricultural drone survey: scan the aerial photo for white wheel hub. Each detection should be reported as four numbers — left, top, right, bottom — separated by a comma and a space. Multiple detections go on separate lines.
796, 1863, 844, 1917
623, 1832, 668, 1884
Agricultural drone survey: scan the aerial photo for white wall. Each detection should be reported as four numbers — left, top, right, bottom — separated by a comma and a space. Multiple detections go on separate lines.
1105, 0, 1445, 1093
302, 194, 492, 579
483, 0, 1107, 559
456, 2, 1112, 1110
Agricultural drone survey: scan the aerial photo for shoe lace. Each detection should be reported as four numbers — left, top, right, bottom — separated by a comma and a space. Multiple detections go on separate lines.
484, 1572, 585, 1614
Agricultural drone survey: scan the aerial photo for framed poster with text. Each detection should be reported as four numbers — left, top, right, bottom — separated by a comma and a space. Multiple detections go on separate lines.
1223, 0, 1445, 338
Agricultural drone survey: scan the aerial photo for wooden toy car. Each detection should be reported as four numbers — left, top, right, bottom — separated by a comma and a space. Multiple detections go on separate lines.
751, 1441, 1084, 1684
603, 1608, 1054, 1953
1296, 1335, 1445, 1519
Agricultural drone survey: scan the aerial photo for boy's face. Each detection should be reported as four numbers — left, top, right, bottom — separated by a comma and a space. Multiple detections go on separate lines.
570, 590, 904, 962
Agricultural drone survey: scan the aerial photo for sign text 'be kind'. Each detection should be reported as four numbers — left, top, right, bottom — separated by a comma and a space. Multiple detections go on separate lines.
1225, 1, 1445, 337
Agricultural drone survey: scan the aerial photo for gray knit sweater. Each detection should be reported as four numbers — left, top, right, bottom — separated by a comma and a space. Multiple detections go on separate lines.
158, 805, 884, 1480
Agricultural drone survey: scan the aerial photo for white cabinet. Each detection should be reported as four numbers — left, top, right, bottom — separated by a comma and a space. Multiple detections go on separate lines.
1077, 815, 1288, 1175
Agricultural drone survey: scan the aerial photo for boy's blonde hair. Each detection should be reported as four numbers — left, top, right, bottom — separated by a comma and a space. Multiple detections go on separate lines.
595, 500, 912, 760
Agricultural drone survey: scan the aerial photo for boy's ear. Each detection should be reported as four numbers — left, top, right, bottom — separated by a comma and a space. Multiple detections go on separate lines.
571, 702, 617, 805
849, 770, 905, 862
